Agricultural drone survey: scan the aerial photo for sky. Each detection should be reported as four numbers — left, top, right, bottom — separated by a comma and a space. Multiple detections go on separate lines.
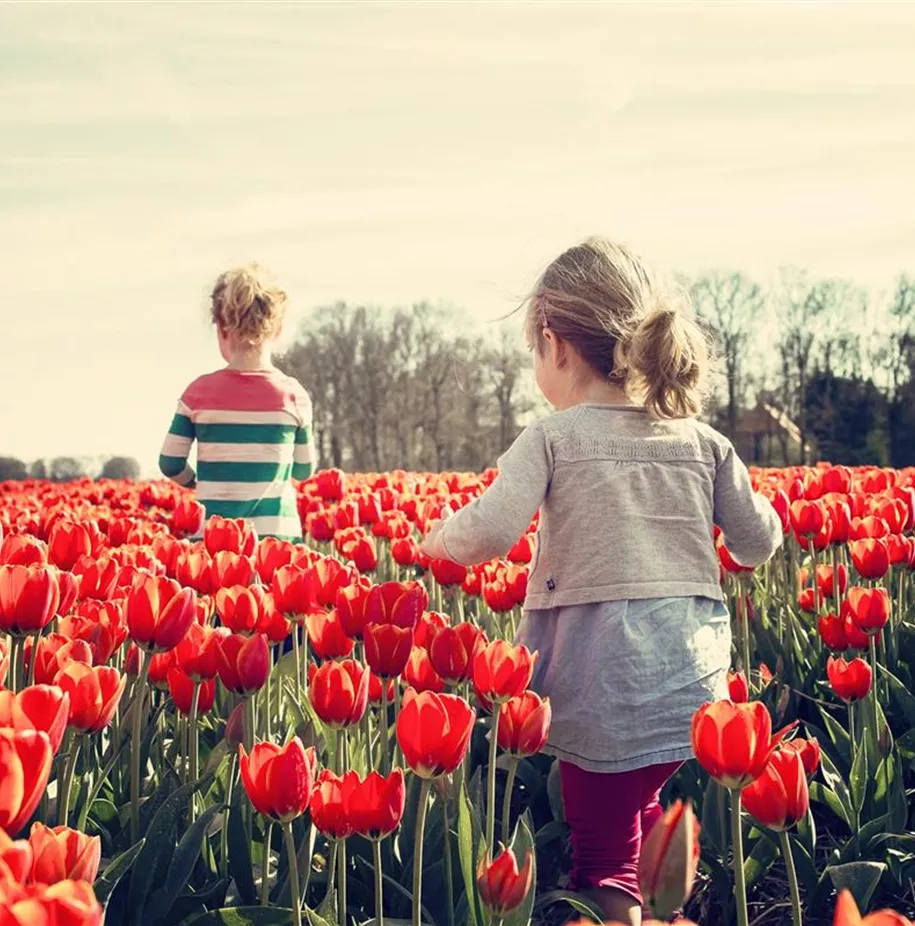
2, 1, 914, 474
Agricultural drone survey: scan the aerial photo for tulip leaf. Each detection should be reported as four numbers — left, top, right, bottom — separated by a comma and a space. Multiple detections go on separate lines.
809, 783, 852, 831
850, 729, 872, 817
304, 908, 335, 926
532, 890, 604, 923
817, 750, 855, 827
148, 803, 225, 925
789, 834, 819, 896
166, 879, 230, 925
456, 774, 486, 926
743, 830, 779, 889
815, 705, 851, 767
880, 665, 915, 730
96, 839, 146, 907
700, 778, 729, 855
500, 812, 537, 926
827, 860, 886, 911
177, 907, 297, 925
227, 785, 257, 906
129, 774, 214, 924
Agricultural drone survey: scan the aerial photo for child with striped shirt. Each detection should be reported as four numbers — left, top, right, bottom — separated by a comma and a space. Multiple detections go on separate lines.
159, 264, 315, 540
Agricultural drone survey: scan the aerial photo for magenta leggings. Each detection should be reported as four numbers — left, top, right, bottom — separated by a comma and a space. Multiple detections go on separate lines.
559, 760, 682, 905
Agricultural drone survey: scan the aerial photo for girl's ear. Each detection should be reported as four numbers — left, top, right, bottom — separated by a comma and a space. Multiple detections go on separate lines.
543, 328, 567, 368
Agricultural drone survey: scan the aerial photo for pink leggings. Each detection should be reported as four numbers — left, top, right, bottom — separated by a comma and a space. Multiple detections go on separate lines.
559, 760, 682, 906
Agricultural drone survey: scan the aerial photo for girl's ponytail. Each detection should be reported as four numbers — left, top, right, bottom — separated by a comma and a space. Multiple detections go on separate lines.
625, 300, 710, 419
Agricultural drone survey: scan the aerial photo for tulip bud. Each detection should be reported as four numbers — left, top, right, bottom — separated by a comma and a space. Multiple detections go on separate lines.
639, 799, 700, 919
476, 847, 533, 916
225, 703, 245, 747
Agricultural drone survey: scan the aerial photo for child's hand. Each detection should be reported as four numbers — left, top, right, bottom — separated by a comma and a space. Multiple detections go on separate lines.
419, 516, 450, 560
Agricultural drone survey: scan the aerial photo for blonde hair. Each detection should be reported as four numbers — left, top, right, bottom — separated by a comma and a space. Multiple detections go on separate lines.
525, 237, 710, 419
210, 263, 288, 345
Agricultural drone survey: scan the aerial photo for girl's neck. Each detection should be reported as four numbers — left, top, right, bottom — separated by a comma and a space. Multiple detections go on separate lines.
559, 379, 632, 410
225, 344, 274, 372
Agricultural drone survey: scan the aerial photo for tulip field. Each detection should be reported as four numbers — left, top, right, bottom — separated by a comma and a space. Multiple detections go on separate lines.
1, 465, 915, 926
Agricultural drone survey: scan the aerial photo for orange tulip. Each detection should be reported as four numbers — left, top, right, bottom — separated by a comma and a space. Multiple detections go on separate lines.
638, 799, 700, 919
496, 691, 551, 758
0, 728, 54, 835
476, 847, 533, 916
54, 663, 126, 734
833, 889, 912, 925
0, 684, 70, 753
0, 830, 32, 883
690, 700, 790, 790
28, 823, 101, 884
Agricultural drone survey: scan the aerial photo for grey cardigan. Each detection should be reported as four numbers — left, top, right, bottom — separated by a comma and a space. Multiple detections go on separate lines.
437, 403, 783, 609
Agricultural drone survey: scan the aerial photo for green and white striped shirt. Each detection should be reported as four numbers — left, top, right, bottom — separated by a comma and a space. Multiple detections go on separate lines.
159, 368, 314, 540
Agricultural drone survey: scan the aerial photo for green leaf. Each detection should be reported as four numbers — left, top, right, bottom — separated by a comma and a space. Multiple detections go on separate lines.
816, 704, 852, 767
880, 665, 915, 729
456, 775, 485, 926
165, 879, 230, 926
148, 804, 224, 925
129, 775, 213, 924
700, 778, 729, 855
532, 890, 604, 923
303, 908, 335, 926
95, 840, 146, 907
743, 831, 779, 889
809, 783, 852, 830
849, 731, 871, 817
227, 786, 257, 906
178, 908, 296, 926
546, 759, 564, 823
500, 812, 537, 926
827, 861, 886, 911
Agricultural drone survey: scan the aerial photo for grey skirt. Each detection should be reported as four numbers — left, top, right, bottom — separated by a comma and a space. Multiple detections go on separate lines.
516, 597, 731, 774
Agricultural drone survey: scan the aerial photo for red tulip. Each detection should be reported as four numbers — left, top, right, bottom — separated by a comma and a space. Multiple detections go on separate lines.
818, 613, 848, 651
364, 622, 413, 679
741, 747, 809, 831
271, 564, 315, 618
0, 879, 103, 926
0, 728, 54, 835
845, 586, 890, 634
167, 668, 216, 716
0, 829, 32, 883
0, 535, 47, 568
367, 670, 396, 706
47, 522, 93, 572
690, 701, 790, 790
0, 684, 70, 753
238, 737, 317, 822
403, 646, 446, 693
305, 610, 355, 660
781, 736, 821, 776
216, 633, 270, 694
209, 551, 255, 588
827, 656, 872, 703
727, 671, 749, 703
214, 586, 260, 634
365, 581, 427, 629
473, 640, 535, 704
171, 498, 205, 539
348, 769, 406, 840
0, 565, 59, 636
790, 500, 825, 539
309, 659, 369, 729
476, 847, 533, 916
255, 538, 294, 584
28, 823, 101, 884
315, 470, 345, 502
126, 575, 196, 652
429, 558, 467, 587
429, 623, 486, 685
849, 538, 890, 580
841, 604, 871, 651
204, 516, 257, 557
175, 622, 225, 681
54, 663, 125, 734
71, 555, 119, 603
396, 689, 475, 778
309, 769, 358, 839
639, 799, 701, 919
26, 634, 94, 687
391, 537, 419, 567
335, 583, 373, 639
497, 691, 551, 757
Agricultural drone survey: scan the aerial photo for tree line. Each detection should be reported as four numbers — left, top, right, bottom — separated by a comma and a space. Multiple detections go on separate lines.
2, 268, 913, 482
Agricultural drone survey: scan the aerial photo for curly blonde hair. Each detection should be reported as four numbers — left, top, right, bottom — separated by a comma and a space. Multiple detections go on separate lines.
210, 263, 288, 345
525, 237, 711, 419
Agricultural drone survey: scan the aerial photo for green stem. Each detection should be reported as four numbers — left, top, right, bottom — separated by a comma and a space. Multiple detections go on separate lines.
486, 703, 501, 853
58, 735, 81, 827
292, 626, 302, 705
27, 632, 39, 688
78, 727, 130, 833
8, 636, 22, 693
373, 838, 385, 926
188, 682, 201, 820
283, 822, 302, 926
412, 779, 432, 926
221, 755, 237, 880
443, 795, 455, 926
261, 821, 273, 906
380, 680, 391, 776
501, 758, 517, 843
362, 697, 374, 772
739, 585, 751, 685
779, 830, 803, 926
338, 837, 348, 926
730, 789, 749, 926
130, 651, 153, 844
848, 702, 857, 775
868, 634, 880, 751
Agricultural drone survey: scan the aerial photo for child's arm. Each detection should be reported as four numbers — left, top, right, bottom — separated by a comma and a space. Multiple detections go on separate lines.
292, 391, 316, 481
422, 424, 552, 565
714, 441, 783, 567
158, 400, 197, 488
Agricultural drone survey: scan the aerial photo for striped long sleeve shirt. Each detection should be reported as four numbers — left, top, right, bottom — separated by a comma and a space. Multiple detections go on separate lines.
159, 368, 315, 540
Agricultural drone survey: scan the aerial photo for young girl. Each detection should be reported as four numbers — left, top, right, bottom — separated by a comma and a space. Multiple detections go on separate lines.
159, 263, 315, 540
420, 238, 782, 924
